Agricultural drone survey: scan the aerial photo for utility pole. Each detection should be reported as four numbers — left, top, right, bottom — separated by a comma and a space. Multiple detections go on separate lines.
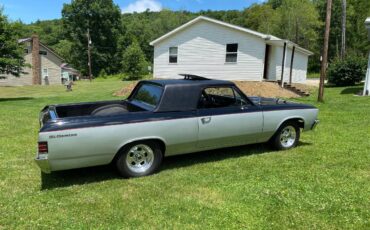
318, 0, 332, 102
87, 28, 92, 82
341, 0, 346, 59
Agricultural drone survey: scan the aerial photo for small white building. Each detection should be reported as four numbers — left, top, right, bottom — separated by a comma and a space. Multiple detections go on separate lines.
150, 16, 313, 83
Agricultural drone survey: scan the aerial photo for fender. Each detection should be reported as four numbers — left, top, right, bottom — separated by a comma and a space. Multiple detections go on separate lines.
275, 116, 305, 132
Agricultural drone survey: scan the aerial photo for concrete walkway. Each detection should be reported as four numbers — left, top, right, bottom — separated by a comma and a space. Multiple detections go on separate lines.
305, 78, 326, 87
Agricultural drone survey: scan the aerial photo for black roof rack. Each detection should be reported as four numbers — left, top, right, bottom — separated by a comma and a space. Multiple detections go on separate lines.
179, 74, 209, 80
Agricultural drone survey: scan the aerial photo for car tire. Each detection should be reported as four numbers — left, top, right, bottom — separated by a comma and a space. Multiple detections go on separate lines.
270, 121, 300, 150
116, 141, 163, 178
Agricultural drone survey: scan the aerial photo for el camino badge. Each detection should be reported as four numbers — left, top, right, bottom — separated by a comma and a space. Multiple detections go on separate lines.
49, 133, 77, 139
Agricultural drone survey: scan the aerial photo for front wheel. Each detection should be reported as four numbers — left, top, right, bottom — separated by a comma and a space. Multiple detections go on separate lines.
270, 122, 300, 150
116, 141, 163, 178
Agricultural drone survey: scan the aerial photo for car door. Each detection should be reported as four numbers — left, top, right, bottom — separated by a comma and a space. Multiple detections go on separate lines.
197, 86, 263, 150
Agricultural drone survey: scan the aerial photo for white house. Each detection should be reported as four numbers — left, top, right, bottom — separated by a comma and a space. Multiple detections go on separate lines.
150, 16, 313, 83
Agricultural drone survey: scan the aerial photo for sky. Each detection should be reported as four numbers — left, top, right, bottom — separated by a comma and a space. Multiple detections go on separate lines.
0, 0, 261, 24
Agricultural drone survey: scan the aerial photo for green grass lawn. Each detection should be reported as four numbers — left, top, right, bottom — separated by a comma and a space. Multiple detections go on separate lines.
0, 81, 369, 229
307, 73, 320, 79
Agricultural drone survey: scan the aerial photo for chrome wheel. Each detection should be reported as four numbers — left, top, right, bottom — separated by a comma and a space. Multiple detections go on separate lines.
279, 125, 297, 148
125, 144, 154, 173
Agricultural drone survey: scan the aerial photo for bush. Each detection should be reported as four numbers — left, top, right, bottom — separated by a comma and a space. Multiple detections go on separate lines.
122, 40, 148, 80
327, 55, 367, 86
98, 69, 107, 79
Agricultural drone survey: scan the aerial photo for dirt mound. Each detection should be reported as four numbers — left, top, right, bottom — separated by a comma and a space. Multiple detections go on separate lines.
114, 80, 300, 98
114, 81, 138, 97
234, 81, 299, 98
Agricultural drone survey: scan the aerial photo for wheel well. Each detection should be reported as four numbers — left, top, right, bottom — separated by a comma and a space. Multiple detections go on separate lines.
269, 118, 304, 142
283, 118, 305, 129
111, 139, 166, 163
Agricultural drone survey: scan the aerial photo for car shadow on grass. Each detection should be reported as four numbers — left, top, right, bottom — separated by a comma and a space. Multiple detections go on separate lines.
41, 164, 120, 190
161, 141, 312, 172
40, 141, 311, 190
0, 97, 34, 102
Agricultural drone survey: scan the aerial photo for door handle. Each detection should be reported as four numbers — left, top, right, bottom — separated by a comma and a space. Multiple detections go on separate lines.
201, 116, 211, 124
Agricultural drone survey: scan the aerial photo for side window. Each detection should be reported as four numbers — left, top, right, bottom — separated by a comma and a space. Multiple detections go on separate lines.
198, 87, 248, 109
226, 43, 238, 63
169, 47, 178, 63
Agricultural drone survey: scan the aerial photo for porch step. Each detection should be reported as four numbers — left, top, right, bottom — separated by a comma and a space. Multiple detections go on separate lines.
276, 81, 310, 97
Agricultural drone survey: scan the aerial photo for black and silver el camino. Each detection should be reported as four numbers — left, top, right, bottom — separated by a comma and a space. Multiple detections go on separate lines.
35, 75, 319, 178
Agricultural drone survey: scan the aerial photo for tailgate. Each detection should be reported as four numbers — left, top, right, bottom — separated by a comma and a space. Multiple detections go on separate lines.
39, 106, 58, 127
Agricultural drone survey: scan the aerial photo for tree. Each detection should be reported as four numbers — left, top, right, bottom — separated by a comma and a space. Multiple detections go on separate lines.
242, 4, 277, 34
62, 0, 121, 77
318, 0, 332, 102
314, 0, 369, 61
122, 40, 148, 80
52, 40, 73, 63
0, 10, 26, 77
273, 0, 321, 48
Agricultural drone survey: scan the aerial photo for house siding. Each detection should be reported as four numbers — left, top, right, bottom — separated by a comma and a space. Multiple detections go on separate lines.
267, 45, 278, 81
153, 20, 266, 81
40, 46, 63, 85
291, 51, 308, 83
271, 46, 308, 83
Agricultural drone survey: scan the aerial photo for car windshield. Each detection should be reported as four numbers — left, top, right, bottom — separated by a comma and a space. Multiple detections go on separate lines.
131, 84, 163, 109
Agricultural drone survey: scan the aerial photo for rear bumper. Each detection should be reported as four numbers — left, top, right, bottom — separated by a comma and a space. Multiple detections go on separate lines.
311, 119, 320, 130
34, 155, 51, 173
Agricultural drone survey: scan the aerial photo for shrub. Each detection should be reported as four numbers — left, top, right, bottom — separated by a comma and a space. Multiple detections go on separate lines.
122, 41, 148, 80
98, 69, 107, 79
327, 55, 367, 86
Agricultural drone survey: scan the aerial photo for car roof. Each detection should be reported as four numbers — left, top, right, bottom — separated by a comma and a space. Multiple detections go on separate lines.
142, 78, 235, 87
129, 76, 237, 112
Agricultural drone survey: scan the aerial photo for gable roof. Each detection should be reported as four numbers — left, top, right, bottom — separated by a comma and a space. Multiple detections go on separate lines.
149, 16, 313, 56
18, 37, 65, 61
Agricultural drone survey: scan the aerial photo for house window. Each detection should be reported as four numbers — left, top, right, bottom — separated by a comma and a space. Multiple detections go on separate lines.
24, 48, 29, 54
39, 50, 47, 56
226, 43, 238, 63
169, 47, 178, 63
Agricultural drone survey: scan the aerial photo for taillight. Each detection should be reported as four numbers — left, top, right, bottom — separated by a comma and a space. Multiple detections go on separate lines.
38, 142, 48, 153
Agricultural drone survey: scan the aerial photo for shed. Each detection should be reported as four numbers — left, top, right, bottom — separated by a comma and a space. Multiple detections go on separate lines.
61, 63, 80, 84
150, 16, 313, 84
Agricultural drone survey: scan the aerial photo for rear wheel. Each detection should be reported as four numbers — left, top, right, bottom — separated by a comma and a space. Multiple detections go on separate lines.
271, 121, 300, 150
116, 141, 163, 178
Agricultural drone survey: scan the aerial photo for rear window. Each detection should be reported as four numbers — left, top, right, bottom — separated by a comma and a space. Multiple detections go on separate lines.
131, 84, 163, 109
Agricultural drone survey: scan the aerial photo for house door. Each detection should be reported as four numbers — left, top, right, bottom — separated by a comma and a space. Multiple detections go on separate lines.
42, 68, 49, 85
263, 45, 271, 80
